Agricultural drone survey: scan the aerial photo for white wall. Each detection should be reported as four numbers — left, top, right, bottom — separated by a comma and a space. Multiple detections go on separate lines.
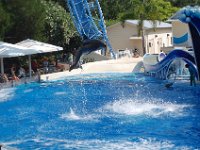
107, 21, 172, 55
146, 32, 172, 54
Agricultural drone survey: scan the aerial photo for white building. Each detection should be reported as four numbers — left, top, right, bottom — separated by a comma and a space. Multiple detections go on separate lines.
107, 20, 173, 55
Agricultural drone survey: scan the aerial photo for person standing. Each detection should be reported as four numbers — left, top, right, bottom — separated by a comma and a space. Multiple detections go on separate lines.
185, 64, 196, 86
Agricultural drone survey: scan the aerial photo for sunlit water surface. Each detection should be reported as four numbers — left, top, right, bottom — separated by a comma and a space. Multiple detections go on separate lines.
0, 73, 200, 150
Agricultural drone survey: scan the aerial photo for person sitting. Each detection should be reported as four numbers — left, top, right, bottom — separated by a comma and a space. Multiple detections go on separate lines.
18, 66, 26, 78
185, 64, 196, 86
11, 65, 19, 81
3, 74, 9, 82
0, 73, 8, 83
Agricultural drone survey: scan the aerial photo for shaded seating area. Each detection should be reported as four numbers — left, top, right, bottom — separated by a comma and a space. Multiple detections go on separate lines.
16, 39, 63, 76
0, 39, 63, 85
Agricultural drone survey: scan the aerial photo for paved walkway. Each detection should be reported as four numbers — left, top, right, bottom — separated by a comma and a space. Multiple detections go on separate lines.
41, 57, 143, 81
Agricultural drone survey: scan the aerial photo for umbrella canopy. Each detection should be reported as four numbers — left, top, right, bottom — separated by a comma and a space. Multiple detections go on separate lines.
16, 39, 63, 53
0, 40, 63, 76
0, 41, 39, 58
0, 42, 40, 75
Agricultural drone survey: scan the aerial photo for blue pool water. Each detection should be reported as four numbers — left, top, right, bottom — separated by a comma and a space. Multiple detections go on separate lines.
0, 73, 200, 149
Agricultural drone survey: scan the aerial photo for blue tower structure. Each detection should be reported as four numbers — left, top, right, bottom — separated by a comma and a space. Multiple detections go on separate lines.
66, 0, 116, 58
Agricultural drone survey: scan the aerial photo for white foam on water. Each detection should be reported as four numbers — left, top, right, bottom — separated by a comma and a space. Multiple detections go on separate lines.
23, 89, 33, 93
60, 108, 96, 121
0, 88, 16, 102
103, 98, 191, 117
54, 91, 67, 95
1, 140, 21, 150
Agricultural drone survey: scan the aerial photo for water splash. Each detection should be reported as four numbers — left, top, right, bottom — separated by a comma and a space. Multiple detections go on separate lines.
60, 108, 80, 120
0, 88, 15, 102
103, 98, 191, 117
60, 108, 95, 121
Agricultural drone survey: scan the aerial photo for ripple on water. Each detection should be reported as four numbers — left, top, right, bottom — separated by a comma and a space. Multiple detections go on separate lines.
1, 138, 193, 150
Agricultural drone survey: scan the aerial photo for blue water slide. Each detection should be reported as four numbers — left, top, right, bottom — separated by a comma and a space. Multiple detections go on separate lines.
173, 33, 188, 44
66, 0, 116, 58
171, 5, 200, 80
143, 49, 199, 80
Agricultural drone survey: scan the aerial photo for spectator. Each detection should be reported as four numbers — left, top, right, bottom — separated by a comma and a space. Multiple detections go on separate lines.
0, 73, 9, 83
43, 57, 49, 73
18, 66, 26, 78
31, 59, 38, 73
185, 64, 196, 86
11, 65, 19, 81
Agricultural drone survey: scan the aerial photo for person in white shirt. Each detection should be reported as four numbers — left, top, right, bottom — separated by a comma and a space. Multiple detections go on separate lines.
18, 66, 26, 78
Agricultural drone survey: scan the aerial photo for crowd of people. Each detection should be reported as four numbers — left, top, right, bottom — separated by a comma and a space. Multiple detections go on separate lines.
0, 65, 24, 83
0, 54, 72, 84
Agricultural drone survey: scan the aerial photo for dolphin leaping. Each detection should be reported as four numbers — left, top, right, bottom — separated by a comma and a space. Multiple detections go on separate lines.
69, 39, 107, 71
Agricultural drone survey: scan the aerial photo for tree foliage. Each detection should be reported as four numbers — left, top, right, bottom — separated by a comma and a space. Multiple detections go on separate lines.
116, 0, 177, 55
42, 0, 77, 47
119, 0, 177, 22
99, 0, 130, 20
3, 0, 47, 43
0, 2, 11, 40
0, 0, 191, 48
168, 0, 200, 7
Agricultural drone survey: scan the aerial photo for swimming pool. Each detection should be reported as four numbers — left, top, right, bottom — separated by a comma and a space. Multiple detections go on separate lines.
0, 73, 200, 149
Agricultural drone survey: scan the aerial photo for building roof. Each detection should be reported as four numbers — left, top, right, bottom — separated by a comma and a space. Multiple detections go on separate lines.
126, 20, 172, 29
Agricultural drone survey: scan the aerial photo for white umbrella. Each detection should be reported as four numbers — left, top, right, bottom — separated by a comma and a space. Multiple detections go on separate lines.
16, 39, 63, 77
0, 41, 40, 56
0, 42, 39, 76
16, 39, 63, 52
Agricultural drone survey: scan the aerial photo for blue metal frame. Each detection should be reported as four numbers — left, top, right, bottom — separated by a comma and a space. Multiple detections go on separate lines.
66, 0, 116, 58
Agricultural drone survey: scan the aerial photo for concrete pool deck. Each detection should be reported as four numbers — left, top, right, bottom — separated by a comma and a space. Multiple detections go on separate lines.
41, 57, 143, 81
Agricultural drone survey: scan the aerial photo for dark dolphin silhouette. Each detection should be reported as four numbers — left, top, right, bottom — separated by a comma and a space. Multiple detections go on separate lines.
69, 39, 107, 71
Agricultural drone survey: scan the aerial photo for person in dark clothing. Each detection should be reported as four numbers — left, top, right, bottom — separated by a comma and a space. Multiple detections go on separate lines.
185, 64, 196, 86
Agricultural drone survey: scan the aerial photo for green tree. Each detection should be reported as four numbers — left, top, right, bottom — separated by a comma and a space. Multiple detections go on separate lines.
99, 0, 128, 20
48, 0, 67, 9
168, 0, 200, 7
42, 0, 77, 47
3, 0, 46, 43
119, 0, 177, 55
0, 2, 11, 40
99, 0, 131, 26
